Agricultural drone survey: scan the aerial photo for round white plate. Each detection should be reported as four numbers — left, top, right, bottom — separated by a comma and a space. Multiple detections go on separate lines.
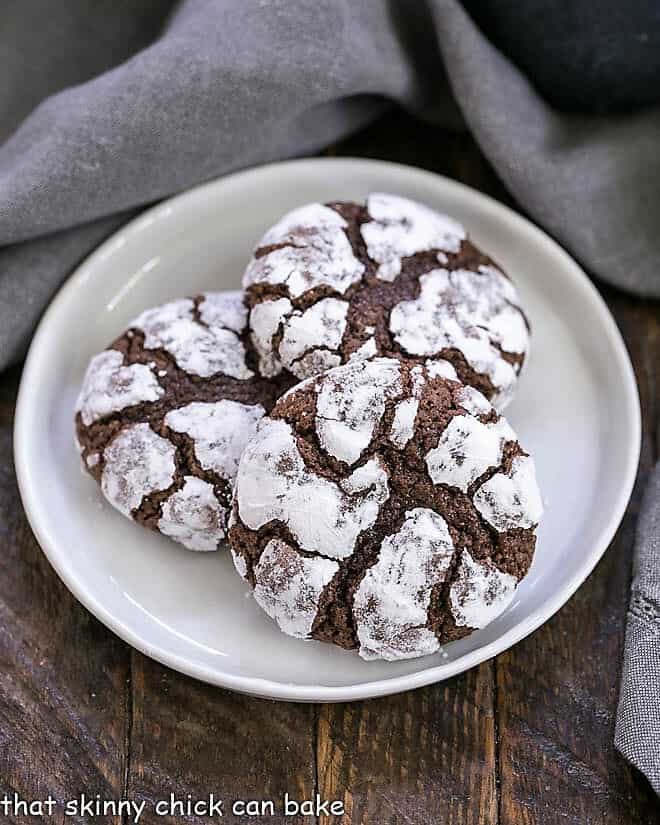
14, 159, 640, 702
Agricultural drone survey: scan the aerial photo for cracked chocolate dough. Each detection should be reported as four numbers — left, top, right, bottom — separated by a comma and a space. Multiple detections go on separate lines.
75, 291, 292, 551
243, 193, 530, 410
229, 356, 543, 661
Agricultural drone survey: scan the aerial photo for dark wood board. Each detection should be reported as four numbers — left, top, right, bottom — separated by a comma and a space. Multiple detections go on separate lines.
0, 110, 658, 824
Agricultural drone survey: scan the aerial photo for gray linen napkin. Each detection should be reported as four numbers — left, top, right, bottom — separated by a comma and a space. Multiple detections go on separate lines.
1, 0, 660, 368
615, 464, 660, 794
0, 0, 657, 790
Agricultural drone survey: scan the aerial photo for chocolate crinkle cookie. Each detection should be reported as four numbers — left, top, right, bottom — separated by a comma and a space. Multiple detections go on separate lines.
243, 193, 530, 410
75, 291, 291, 552
229, 356, 543, 662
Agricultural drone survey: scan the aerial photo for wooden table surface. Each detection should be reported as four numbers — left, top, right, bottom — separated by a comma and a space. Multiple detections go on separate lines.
0, 111, 658, 825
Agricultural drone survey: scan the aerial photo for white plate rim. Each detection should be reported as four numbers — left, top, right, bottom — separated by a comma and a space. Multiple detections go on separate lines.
14, 157, 641, 702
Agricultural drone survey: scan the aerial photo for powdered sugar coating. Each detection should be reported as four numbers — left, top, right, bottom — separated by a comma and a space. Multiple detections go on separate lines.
340, 457, 389, 499
361, 193, 465, 281
243, 203, 365, 298
455, 387, 518, 448
350, 338, 378, 360
315, 357, 402, 465
235, 417, 389, 560
354, 508, 455, 661
390, 267, 529, 409
253, 538, 339, 638
158, 476, 226, 552
389, 365, 425, 448
165, 400, 264, 480
231, 546, 249, 580
198, 291, 248, 333
294, 350, 342, 377
455, 385, 493, 418
425, 358, 458, 381
279, 298, 349, 379
249, 297, 292, 377
389, 398, 418, 449
450, 550, 517, 628
474, 455, 543, 531
426, 415, 507, 493
132, 296, 253, 380
76, 349, 163, 426
101, 423, 176, 516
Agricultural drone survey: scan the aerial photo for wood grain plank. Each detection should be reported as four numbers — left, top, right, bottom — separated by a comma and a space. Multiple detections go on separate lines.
0, 367, 130, 824
125, 652, 317, 824
497, 293, 660, 825
316, 664, 497, 825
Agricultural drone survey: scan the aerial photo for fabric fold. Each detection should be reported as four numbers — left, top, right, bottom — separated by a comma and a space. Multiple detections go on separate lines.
615, 463, 660, 795
432, 0, 660, 298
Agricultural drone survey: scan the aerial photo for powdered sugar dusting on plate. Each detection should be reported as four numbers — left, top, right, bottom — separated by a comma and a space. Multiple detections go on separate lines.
361, 193, 465, 281
354, 508, 455, 661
